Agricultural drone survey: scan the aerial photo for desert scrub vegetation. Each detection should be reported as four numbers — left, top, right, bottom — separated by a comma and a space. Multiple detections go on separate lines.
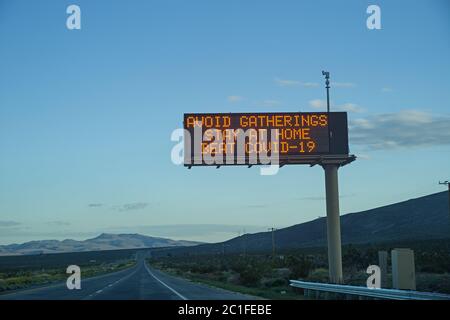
149, 240, 450, 297
148, 254, 317, 299
0, 259, 135, 293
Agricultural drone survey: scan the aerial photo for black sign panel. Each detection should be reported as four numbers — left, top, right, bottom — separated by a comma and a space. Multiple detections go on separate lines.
183, 112, 349, 166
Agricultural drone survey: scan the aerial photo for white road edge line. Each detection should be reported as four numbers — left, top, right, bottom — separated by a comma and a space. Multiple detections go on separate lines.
144, 262, 188, 300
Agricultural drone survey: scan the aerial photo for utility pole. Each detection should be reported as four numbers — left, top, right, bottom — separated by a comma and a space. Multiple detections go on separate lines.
439, 181, 450, 228
242, 228, 247, 258
268, 228, 276, 258
321, 70, 343, 284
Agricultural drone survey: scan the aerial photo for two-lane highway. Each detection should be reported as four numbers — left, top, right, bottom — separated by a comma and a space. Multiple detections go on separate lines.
0, 255, 256, 300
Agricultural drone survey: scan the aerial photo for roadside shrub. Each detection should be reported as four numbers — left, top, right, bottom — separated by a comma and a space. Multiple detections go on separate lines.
262, 277, 287, 288
307, 268, 329, 283
286, 255, 313, 279
239, 268, 261, 286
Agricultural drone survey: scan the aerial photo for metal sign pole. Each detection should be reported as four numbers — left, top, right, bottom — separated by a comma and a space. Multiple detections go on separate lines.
321, 71, 343, 284
323, 164, 343, 284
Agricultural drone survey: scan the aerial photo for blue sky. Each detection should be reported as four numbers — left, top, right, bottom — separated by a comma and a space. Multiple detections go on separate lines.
0, 0, 449, 244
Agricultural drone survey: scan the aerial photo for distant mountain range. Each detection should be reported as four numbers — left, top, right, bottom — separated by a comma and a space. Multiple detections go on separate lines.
0, 233, 202, 256
153, 191, 450, 256
2, 192, 449, 257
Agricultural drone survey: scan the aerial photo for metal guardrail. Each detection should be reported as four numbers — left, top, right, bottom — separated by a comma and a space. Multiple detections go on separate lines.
290, 280, 450, 300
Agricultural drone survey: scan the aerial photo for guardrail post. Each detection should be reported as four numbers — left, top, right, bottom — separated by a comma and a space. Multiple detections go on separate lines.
378, 251, 388, 288
323, 164, 343, 284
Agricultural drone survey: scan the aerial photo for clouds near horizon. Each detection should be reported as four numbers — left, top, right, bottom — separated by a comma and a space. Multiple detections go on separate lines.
0, 220, 21, 227
349, 110, 450, 150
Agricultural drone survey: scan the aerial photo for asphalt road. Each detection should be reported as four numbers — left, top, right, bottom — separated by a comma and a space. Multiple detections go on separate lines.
0, 256, 256, 300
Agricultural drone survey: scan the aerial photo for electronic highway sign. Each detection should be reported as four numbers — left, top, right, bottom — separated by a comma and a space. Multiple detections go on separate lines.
183, 112, 349, 166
